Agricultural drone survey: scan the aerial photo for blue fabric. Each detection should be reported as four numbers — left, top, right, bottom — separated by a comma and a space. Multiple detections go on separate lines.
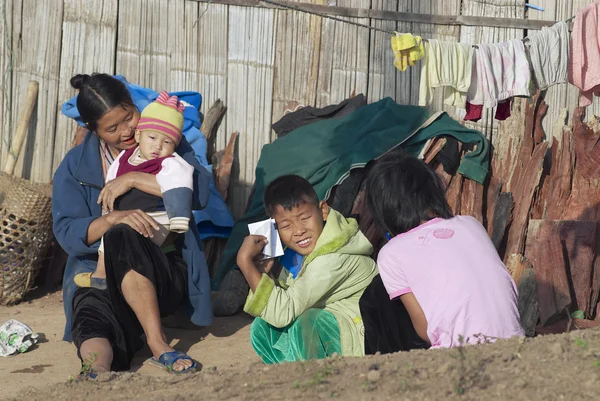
279, 247, 304, 279
52, 133, 213, 341
61, 75, 233, 239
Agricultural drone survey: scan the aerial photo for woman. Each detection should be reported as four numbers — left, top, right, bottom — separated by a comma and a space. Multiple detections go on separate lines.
52, 73, 213, 374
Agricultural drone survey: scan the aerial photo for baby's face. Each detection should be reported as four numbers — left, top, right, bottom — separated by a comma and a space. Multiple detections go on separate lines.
135, 130, 177, 160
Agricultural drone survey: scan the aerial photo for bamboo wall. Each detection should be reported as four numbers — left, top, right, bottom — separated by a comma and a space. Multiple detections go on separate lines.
0, 0, 596, 217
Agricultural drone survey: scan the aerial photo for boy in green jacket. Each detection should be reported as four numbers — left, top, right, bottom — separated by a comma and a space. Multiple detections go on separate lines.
237, 175, 378, 364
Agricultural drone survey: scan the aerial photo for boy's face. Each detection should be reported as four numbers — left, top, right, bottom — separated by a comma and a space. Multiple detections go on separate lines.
135, 129, 177, 160
272, 200, 329, 256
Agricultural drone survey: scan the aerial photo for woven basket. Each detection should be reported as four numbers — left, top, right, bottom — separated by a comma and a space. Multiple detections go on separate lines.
0, 173, 53, 305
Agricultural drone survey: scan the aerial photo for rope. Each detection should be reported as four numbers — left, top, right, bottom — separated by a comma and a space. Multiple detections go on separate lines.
260, 0, 395, 35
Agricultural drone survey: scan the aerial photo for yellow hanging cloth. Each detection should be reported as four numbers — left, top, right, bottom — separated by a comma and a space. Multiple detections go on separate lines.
391, 33, 425, 72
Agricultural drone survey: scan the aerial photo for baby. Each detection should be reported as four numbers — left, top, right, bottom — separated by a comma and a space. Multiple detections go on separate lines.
74, 91, 194, 289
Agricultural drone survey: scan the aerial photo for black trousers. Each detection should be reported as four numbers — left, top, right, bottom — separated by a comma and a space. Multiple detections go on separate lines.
71, 225, 188, 371
359, 275, 430, 354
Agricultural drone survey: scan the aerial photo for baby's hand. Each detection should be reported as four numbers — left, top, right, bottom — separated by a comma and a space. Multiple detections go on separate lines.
237, 235, 268, 267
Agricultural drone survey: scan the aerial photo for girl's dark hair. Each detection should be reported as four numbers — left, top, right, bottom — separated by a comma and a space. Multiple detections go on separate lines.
263, 175, 320, 217
365, 149, 453, 237
70, 73, 135, 131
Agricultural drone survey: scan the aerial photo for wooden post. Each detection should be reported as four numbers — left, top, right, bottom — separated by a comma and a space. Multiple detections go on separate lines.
4, 81, 39, 176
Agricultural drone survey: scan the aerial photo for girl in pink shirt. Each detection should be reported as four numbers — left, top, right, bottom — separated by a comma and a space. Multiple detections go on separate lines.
360, 150, 523, 353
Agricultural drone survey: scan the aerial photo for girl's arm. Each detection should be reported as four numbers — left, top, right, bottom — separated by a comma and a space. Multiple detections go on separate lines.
399, 293, 431, 345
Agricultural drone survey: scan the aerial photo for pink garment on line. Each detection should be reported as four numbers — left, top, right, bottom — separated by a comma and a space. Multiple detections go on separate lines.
377, 216, 524, 349
569, 1, 600, 107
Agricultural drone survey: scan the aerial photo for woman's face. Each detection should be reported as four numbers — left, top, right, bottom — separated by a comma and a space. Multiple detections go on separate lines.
94, 105, 140, 150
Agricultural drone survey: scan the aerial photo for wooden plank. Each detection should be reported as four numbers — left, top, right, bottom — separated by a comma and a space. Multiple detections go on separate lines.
543, 132, 575, 220
53, 0, 118, 173
9, 0, 63, 182
445, 173, 462, 216
213, 132, 238, 201
485, 176, 502, 233
460, 179, 484, 223
192, 0, 561, 30
562, 108, 600, 221
504, 141, 549, 258
271, 0, 323, 137
559, 221, 597, 317
226, 5, 276, 217
489, 192, 513, 252
195, 3, 229, 152
526, 220, 572, 326
505, 254, 538, 336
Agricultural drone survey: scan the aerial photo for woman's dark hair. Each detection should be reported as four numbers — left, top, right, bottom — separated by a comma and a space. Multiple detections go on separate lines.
70, 73, 135, 131
365, 149, 453, 237
263, 175, 320, 217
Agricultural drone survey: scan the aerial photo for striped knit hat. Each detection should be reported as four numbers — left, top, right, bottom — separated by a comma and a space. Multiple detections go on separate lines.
137, 91, 185, 144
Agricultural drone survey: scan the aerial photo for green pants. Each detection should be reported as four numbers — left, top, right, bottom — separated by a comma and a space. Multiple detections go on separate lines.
250, 308, 342, 364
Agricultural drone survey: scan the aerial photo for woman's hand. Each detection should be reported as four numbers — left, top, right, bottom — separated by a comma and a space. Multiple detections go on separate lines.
98, 174, 134, 213
105, 209, 160, 238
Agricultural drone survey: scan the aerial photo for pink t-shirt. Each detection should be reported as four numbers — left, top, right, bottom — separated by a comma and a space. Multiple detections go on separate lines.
377, 216, 524, 349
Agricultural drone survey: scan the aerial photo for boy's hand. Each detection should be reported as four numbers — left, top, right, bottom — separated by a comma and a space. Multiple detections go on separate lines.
237, 235, 272, 292
255, 258, 275, 275
237, 235, 268, 266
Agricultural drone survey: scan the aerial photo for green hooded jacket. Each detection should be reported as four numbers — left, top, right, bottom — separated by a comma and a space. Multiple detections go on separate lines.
244, 208, 378, 356
214, 97, 490, 289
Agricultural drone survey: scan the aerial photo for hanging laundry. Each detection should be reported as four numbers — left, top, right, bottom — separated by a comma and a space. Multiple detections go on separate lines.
524, 21, 569, 90
569, 2, 600, 107
391, 33, 425, 72
464, 100, 512, 122
466, 40, 531, 121
419, 40, 474, 108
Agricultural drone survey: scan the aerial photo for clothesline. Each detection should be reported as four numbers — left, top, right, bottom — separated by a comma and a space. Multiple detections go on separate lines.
260, 0, 577, 42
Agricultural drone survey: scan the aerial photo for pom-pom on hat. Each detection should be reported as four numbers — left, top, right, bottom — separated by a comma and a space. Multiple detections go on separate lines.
137, 91, 185, 143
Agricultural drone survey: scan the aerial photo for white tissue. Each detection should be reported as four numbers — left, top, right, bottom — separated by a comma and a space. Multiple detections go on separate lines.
248, 218, 284, 259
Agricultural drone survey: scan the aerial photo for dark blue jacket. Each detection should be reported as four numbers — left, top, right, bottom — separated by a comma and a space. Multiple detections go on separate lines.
52, 132, 213, 341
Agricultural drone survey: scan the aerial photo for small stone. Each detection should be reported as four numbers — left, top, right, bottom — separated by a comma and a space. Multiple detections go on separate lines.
550, 342, 564, 355
367, 370, 381, 382
262, 366, 270, 373
436, 363, 452, 375
374, 351, 381, 356
316, 359, 326, 367
96, 373, 113, 383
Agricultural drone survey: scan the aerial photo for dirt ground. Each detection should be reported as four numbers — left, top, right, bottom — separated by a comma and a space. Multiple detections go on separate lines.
0, 289, 258, 400
2, 291, 600, 401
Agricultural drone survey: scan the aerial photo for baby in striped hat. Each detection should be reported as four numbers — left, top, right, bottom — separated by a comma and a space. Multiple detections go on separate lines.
75, 91, 194, 290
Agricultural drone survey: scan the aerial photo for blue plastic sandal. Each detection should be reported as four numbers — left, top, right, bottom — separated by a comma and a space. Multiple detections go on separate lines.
150, 351, 197, 374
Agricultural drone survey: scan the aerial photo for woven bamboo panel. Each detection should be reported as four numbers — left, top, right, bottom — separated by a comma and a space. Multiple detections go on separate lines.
226, 5, 277, 217
53, 0, 118, 173
8, 0, 63, 182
